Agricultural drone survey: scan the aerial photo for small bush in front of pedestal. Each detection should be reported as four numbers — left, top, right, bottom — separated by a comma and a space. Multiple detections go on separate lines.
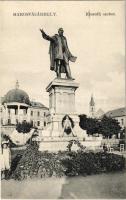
10, 143, 125, 180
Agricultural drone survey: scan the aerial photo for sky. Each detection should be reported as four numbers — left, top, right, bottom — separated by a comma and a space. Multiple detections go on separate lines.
0, 1, 125, 115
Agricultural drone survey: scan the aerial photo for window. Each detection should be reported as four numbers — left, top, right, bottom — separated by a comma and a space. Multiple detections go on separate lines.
1, 119, 3, 125
37, 121, 40, 126
44, 112, 46, 117
44, 121, 46, 127
31, 111, 33, 116
31, 120, 33, 126
8, 119, 11, 125
37, 111, 40, 117
121, 118, 124, 125
15, 109, 17, 115
23, 109, 27, 115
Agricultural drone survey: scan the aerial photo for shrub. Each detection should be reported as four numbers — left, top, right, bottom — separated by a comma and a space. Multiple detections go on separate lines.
66, 151, 125, 175
10, 144, 125, 180
16, 121, 33, 133
67, 140, 86, 152
10, 150, 24, 176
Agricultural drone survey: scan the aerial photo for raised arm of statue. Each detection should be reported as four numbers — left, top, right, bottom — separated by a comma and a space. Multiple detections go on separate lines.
40, 29, 55, 42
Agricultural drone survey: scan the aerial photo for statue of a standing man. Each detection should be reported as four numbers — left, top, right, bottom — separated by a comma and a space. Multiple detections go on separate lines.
40, 28, 77, 80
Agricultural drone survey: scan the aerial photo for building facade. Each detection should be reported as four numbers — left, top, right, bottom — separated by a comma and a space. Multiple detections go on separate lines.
105, 107, 126, 129
0, 81, 49, 133
30, 101, 48, 128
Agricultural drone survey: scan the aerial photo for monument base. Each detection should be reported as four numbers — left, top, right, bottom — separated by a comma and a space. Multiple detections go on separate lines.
45, 113, 87, 138
44, 78, 88, 139
39, 136, 102, 152
38, 78, 102, 152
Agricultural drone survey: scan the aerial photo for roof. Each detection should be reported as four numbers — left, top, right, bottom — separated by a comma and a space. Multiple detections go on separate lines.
31, 101, 48, 109
105, 107, 126, 118
2, 88, 31, 105
2, 81, 31, 105
95, 108, 105, 118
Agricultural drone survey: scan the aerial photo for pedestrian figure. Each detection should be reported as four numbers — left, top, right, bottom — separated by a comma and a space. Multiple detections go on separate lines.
1, 140, 11, 179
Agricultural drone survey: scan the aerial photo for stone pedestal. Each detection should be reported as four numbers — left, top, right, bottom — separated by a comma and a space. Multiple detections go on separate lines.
44, 78, 85, 137
46, 78, 78, 115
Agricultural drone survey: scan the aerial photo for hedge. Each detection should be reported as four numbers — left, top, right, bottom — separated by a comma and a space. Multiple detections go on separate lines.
62, 151, 125, 176
10, 143, 125, 180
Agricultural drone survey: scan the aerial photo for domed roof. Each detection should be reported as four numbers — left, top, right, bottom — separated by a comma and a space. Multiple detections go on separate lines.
2, 81, 31, 105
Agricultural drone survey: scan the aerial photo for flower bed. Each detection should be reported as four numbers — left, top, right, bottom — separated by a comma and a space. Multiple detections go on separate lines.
11, 143, 125, 180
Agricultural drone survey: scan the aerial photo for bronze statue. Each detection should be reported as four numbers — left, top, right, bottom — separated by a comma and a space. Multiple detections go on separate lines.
40, 28, 77, 79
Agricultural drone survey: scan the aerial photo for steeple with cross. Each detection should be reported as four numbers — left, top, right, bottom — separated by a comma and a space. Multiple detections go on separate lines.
89, 94, 95, 118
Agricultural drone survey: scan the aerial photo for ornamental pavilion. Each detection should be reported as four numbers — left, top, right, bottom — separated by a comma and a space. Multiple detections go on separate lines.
0, 81, 49, 134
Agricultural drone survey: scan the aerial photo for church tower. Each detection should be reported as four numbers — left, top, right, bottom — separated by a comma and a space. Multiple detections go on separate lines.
89, 94, 95, 118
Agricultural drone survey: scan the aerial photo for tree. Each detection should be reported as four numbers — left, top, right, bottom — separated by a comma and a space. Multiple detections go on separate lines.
79, 114, 88, 130
79, 115, 100, 135
79, 114, 122, 138
86, 118, 100, 135
99, 115, 121, 138
16, 121, 33, 133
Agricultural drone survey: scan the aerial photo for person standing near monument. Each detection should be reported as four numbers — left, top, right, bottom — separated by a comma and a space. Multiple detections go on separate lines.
1, 140, 11, 179
40, 28, 77, 79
